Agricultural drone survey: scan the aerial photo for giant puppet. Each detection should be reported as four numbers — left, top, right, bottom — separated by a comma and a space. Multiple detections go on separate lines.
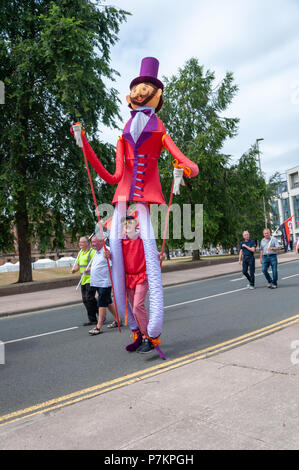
71, 57, 199, 356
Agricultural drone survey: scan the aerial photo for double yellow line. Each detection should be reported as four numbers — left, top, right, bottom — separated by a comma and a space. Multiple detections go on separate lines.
1, 314, 299, 428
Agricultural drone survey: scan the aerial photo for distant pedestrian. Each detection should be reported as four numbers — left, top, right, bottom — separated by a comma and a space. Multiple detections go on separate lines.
88, 232, 120, 336
296, 239, 299, 255
71, 236, 97, 326
260, 228, 281, 289
239, 231, 256, 289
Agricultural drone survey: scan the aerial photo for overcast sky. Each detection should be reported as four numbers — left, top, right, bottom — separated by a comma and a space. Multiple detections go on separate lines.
100, 0, 299, 181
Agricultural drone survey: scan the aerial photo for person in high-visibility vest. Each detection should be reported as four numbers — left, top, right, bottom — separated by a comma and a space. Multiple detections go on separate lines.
71, 236, 97, 325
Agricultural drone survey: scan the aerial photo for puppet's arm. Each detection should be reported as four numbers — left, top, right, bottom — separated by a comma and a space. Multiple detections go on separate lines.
162, 134, 199, 177
71, 124, 125, 185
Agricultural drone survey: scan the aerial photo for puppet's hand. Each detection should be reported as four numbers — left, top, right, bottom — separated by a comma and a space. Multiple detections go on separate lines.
72, 122, 84, 148
173, 167, 185, 195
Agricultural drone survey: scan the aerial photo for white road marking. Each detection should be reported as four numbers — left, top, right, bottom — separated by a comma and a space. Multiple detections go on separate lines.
3, 327, 79, 344
230, 273, 263, 282
281, 273, 299, 280
164, 287, 248, 309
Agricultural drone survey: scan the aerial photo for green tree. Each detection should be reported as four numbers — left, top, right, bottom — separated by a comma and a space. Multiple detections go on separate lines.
159, 58, 239, 259
0, 0, 128, 282
219, 146, 281, 250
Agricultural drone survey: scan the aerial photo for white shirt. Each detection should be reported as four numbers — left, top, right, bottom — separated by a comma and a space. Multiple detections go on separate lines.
90, 247, 111, 288
260, 236, 280, 255
130, 106, 154, 143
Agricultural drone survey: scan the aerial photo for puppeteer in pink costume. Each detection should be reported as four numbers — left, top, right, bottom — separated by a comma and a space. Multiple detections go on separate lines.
71, 57, 199, 358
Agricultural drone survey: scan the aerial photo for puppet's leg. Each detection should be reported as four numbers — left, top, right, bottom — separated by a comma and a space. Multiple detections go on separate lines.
127, 279, 149, 336
110, 202, 138, 336
136, 203, 164, 340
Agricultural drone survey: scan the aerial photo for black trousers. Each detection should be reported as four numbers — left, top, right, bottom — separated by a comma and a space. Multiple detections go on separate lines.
242, 256, 255, 286
81, 284, 98, 322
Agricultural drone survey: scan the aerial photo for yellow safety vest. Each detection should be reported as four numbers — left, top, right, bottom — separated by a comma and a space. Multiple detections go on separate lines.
77, 248, 95, 286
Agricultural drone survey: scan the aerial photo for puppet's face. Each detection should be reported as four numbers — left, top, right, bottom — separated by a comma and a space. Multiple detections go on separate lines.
126, 82, 162, 110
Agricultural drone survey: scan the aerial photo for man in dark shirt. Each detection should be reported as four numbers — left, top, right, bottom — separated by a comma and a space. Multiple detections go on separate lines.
239, 230, 257, 289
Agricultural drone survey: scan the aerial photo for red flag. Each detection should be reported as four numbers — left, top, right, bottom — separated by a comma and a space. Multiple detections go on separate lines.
280, 215, 293, 251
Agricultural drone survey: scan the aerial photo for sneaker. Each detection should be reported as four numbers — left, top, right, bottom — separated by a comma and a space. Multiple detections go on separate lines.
271, 285, 277, 289
136, 338, 154, 354
83, 321, 97, 326
267, 283, 273, 288
249, 285, 255, 290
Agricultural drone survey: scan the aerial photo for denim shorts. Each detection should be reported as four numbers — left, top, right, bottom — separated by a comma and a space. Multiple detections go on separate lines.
96, 287, 112, 307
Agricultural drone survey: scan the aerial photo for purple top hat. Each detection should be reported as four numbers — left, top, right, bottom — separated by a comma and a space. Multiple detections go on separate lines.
130, 57, 164, 90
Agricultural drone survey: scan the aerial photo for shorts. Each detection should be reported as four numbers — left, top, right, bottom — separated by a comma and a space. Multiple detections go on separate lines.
96, 287, 112, 308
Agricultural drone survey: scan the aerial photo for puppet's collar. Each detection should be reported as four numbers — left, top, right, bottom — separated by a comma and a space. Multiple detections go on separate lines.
130, 106, 155, 118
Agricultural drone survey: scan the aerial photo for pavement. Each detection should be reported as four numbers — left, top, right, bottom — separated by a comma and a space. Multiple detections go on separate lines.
0, 251, 299, 450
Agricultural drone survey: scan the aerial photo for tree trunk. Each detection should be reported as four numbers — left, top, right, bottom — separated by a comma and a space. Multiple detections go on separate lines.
16, 190, 33, 283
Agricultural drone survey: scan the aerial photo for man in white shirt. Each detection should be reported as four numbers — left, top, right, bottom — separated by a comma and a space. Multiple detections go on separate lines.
260, 228, 280, 289
88, 232, 119, 335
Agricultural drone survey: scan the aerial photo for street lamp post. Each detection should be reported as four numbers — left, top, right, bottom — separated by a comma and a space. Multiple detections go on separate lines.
256, 138, 267, 228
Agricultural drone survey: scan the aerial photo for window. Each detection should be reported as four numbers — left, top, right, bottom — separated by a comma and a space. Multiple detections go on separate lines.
282, 198, 290, 221
293, 195, 299, 226
271, 200, 280, 227
290, 172, 299, 189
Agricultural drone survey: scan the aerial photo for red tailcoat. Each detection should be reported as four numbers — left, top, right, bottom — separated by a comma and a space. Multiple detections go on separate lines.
80, 113, 198, 204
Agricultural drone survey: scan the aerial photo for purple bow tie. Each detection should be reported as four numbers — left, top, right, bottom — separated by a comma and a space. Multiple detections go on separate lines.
130, 109, 152, 118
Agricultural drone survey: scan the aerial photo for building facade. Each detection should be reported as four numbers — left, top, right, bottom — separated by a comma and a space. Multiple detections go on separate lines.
272, 165, 299, 241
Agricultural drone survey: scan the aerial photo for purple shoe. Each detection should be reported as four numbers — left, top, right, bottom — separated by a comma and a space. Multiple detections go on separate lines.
125, 330, 142, 352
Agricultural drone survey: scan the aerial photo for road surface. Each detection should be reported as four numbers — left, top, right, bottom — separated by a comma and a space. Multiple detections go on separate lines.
1, 260, 299, 417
